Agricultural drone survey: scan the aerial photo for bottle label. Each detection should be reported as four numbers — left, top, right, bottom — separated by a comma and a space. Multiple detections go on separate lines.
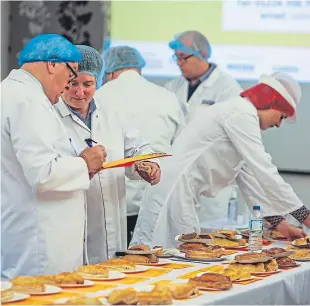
249, 219, 263, 231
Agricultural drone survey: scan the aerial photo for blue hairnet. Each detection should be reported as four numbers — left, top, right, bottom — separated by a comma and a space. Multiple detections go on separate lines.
76, 45, 104, 89
18, 34, 82, 66
169, 30, 212, 60
103, 46, 146, 73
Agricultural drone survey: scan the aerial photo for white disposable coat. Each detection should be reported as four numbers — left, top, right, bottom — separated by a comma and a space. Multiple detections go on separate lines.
165, 66, 243, 225
131, 96, 304, 248
1, 70, 90, 279
95, 70, 185, 216
54, 97, 157, 263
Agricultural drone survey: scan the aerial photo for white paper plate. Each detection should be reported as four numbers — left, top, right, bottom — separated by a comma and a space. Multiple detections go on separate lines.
1, 281, 12, 292
2, 292, 30, 303
82, 271, 126, 281
123, 265, 149, 274
60, 280, 94, 288
29, 285, 62, 295
125, 248, 161, 255
139, 259, 170, 266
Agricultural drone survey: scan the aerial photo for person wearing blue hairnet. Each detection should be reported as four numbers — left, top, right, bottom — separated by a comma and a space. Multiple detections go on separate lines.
1, 34, 107, 278
55, 45, 161, 263
96, 45, 185, 245
165, 30, 245, 228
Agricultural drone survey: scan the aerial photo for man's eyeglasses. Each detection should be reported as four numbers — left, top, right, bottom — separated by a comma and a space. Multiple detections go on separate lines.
66, 63, 78, 83
172, 54, 194, 63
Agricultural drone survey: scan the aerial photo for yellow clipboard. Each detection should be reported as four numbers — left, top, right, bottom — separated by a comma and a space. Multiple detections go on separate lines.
102, 153, 172, 169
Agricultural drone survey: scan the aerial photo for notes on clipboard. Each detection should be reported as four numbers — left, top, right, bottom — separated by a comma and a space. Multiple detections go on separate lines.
102, 153, 172, 169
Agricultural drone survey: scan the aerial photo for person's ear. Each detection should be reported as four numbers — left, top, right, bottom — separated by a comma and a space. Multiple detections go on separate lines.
46, 62, 57, 75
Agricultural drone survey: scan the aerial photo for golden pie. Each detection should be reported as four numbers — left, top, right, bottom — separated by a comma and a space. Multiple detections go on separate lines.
189, 273, 232, 290
179, 232, 200, 241
168, 283, 199, 299
264, 259, 278, 272
77, 265, 109, 278
12, 276, 45, 293
99, 258, 136, 271
235, 252, 269, 262
178, 242, 209, 252
137, 290, 172, 305
294, 236, 310, 246
153, 246, 164, 256
263, 248, 286, 256
228, 263, 265, 273
276, 257, 296, 267
223, 269, 239, 281
123, 255, 151, 264
290, 249, 310, 260
1, 287, 14, 303
185, 249, 222, 259
108, 288, 138, 305
216, 230, 237, 238
210, 236, 240, 247
128, 244, 150, 252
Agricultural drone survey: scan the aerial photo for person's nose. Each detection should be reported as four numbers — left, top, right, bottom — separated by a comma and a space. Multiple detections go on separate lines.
75, 86, 84, 97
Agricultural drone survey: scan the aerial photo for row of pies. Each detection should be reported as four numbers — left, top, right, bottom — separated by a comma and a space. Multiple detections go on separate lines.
8, 257, 150, 294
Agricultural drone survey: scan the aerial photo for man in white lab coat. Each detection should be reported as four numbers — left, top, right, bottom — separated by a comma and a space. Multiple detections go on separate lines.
165, 30, 243, 226
55, 45, 161, 263
132, 72, 310, 248
96, 46, 185, 245
1, 34, 106, 279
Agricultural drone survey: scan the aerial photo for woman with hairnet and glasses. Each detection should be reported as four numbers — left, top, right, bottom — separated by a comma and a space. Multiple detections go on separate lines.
1, 34, 106, 278
54, 45, 161, 264
131, 72, 310, 248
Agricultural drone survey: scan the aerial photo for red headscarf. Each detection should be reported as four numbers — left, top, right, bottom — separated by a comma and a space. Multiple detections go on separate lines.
240, 83, 295, 117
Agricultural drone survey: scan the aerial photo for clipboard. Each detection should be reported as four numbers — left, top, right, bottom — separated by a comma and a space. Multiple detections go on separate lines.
102, 153, 172, 169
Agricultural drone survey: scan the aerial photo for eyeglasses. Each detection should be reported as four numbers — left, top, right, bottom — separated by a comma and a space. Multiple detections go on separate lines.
66, 63, 78, 83
172, 54, 194, 63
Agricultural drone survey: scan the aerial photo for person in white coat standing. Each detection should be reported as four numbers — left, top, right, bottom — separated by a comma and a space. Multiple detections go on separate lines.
55, 45, 161, 263
165, 31, 244, 226
1, 34, 107, 279
131, 72, 310, 248
96, 46, 185, 245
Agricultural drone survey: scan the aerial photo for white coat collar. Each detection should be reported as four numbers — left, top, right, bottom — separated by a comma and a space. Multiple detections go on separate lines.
8, 69, 44, 92
117, 69, 141, 81
56, 96, 101, 118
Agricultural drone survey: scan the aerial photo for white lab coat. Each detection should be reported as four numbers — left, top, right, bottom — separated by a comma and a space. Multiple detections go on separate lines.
131, 96, 304, 248
95, 70, 185, 217
1, 70, 90, 279
165, 66, 243, 225
54, 97, 157, 263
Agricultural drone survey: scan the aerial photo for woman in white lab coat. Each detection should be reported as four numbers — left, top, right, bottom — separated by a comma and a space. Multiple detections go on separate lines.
1, 34, 106, 279
55, 45, 161, 263
132, 72, 310, 248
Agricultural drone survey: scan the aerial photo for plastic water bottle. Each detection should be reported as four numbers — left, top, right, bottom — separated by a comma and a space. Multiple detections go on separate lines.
227, 187, 238, 224
248, 205, 264, 252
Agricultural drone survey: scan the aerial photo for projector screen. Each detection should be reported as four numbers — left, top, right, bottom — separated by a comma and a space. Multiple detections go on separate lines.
108, 0, 310, 82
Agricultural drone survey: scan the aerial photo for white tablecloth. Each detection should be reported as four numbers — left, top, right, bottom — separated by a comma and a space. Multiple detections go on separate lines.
89, 242, 310, 305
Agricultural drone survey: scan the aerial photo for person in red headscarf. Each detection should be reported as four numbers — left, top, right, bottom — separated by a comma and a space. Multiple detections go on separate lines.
131, 72, 310, 248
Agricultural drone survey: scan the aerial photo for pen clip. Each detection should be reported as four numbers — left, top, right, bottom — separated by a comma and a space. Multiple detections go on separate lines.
85, 138, 97, 148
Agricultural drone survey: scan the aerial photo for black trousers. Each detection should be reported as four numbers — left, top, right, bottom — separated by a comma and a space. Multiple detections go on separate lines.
127, 215, 138, 247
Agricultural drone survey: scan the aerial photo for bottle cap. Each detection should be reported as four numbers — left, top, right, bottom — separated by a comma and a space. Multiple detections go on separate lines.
253, 205, 260, 210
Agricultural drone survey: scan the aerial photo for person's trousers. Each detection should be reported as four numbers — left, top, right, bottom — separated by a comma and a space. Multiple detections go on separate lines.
127, 214, 138, 247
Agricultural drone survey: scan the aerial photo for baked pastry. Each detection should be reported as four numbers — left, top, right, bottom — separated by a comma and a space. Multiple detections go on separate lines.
62, 297, 103, 305
228, 263, 265, 273
128, 244, 150, 252
290, 249, 310, 260
99, 258, 136, 271
276, 257, 296, 267
123, 255, 151, 264
136, 162, 152, 175
137, 290, 172, 305
35, 275, 59, 285
153, 246, 164, 256
77, 265, 109, 278
210, 236, 240, 247
185, 249, 222, 259
108, 288, 138, 305
237, 269, 252, 280
216, 230, 237, 238
223, 269, 239, 281
1, 283, 14, 303
263, 247, 286, 256
168, 283, 199, 299
270, 230, 287, 240
55, 272, 84, 284
145, 254, 159, 263
207, 265, 225, 274
235, 252, 269, 262
264, 259, 278, 272
179, 232, 199, 241
189, 273, 232, 290
294, 236, 310, 246
178, 242, 208, 251
12, 276, 45, 293
198, 232, 212, 239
